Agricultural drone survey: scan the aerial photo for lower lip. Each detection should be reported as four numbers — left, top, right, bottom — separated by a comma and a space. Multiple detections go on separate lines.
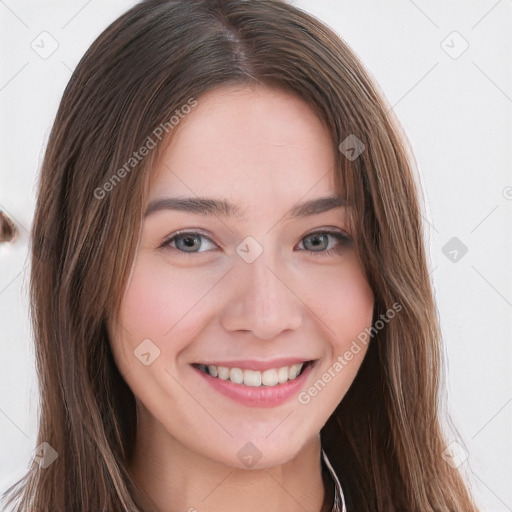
192, 362, 315, 408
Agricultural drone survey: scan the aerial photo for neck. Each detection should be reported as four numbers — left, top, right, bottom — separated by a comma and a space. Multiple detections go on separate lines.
128, 407, 327, 512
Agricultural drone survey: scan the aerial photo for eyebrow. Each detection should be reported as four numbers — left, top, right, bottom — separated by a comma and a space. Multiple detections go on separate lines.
144, 195, 347, 219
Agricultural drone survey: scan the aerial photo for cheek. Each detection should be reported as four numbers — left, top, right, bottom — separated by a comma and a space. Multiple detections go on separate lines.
334, 272, 374, 346
300, 259, 374, 349
111, 256, 222, 373
295, 265, 374, 413
119, 261, 179, 337
119, 256, 221, 336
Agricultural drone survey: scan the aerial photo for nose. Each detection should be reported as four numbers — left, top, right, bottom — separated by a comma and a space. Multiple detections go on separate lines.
219, 247, 303, 340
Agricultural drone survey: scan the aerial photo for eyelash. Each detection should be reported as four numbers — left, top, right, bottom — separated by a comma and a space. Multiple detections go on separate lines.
158, 229, 352, 259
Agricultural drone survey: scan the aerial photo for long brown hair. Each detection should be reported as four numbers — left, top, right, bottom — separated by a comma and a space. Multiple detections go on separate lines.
2, 0, 478, 510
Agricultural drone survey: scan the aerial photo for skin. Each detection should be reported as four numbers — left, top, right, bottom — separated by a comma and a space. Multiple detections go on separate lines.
109, 84, 375, 512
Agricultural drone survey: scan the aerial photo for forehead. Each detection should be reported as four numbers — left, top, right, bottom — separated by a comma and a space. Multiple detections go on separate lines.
148, 84, 339, 213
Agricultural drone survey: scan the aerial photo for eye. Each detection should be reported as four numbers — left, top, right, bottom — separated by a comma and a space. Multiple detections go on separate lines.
159, 231, 217, 255
296, 229, 352, 257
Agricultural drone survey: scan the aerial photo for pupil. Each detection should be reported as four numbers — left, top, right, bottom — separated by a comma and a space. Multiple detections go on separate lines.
308, 234, 326, 251
180, 235, 200, 251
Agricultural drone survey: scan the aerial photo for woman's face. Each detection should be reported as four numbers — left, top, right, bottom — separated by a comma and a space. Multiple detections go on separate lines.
109, 85, 374, 469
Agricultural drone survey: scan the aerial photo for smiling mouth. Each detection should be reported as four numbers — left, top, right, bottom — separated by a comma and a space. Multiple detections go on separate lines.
191, 360, 315, 387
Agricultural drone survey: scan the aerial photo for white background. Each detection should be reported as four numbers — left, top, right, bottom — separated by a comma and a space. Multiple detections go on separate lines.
1, 1, 511, 510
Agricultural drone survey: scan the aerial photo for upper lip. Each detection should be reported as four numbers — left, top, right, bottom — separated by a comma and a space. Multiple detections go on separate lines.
193, 358, 315, 372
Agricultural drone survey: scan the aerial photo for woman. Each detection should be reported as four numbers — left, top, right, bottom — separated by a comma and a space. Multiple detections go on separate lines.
2, 0, 478, 510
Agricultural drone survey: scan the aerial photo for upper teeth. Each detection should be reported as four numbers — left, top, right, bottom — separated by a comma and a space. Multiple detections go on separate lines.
200, 363, 306, 387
